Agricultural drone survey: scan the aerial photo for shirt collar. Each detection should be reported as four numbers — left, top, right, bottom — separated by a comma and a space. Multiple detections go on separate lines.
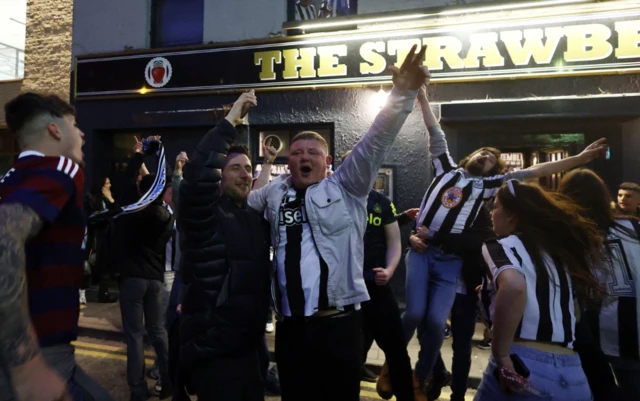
18, 150, 45, 159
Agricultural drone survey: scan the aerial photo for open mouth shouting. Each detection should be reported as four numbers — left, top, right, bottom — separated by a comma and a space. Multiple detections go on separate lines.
300, 165, 312, 177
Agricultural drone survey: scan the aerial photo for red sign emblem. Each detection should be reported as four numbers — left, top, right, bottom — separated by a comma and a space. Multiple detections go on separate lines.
145, 57, 172, 88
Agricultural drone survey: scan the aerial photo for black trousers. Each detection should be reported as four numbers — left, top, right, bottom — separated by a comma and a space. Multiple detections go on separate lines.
276, 310, 363, 401
190, 350, 263, 401
362, 281, 415, 401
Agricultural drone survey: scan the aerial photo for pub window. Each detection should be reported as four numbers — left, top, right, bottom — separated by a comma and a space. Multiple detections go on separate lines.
251, 124, 334, 180
150, 0, 204, 48
288, 0, 358, 22
0, 129, 18, 176
0, 0, 26, 81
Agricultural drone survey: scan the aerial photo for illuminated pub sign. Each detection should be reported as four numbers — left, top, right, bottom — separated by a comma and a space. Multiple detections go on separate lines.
75, 9, 640, 97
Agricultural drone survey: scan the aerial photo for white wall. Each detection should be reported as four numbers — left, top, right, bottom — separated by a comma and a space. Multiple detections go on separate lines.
203, 0, 286, 43
72, 0, 150, 58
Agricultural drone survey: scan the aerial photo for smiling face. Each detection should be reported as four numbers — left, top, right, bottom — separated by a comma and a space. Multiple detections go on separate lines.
288, 139, 332, 189
221, 152, 253, 202
465, 149, 497, 176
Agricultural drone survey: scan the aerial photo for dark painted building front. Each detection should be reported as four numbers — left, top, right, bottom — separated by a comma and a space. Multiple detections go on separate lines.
73, 2, 640, 300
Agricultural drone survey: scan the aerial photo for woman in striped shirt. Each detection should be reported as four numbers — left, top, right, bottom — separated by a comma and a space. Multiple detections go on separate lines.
476, 179, 605, 401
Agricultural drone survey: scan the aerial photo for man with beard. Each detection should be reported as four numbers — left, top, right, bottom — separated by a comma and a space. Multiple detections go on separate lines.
248, 45, 429, 401
178, 91, 271, 400
402, 81, 609, 397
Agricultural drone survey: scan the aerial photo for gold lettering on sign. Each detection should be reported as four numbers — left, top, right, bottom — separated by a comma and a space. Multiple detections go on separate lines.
464, 33, 505, 68
254, 51, 282, 81
615, 21, 640, 59
564, 24, 613, 62
317, 45, 348, 77
283, 48, 317, 79
360, 41, 387, 75
500, 28, 564, 66
422, 36, 464, 70
387, 39, 422, 67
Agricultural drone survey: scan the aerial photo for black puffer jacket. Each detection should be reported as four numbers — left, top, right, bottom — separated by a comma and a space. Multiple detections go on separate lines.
178, 119, 271, 369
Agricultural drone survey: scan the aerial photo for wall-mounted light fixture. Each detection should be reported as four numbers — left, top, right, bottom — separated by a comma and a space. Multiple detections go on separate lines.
372, 87, 389, 110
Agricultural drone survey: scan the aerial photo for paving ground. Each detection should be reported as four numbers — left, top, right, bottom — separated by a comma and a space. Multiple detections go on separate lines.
77, 302, 488, 400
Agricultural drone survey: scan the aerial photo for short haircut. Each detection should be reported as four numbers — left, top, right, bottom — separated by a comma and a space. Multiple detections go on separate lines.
619, 182, 640, 193
4, 92, 76, 148
228, 143, 250, 158
224, 143, 251, 170
291, 131, 328, 153
458, 146, 507, 176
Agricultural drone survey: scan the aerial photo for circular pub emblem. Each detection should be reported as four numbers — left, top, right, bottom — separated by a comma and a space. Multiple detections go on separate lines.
441, 186, 463, 209
145, 57, 172, 88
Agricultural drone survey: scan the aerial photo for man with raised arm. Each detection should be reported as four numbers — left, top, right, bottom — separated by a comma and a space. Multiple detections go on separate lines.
0, 93, 113, 401
248, 45, 428, 401
177, 92, 272, 401
403, 79, 608, 397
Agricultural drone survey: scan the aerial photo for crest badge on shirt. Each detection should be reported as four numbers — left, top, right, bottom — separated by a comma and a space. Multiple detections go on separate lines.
373, 203, 382, 214
441, 186, 463, 209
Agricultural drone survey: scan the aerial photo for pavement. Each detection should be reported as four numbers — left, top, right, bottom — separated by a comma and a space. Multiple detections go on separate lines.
73, 333, 478, 401
78, 300, 491, 390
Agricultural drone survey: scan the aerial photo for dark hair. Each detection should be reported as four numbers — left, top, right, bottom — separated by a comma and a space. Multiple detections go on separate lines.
291, 131, 328, 153
458, 147, 506, 176
497, 180, 605, 303
619, 182, 640, 194
139, 171, 171, 199
228, 143, 250, 158
4, 92, 76, 136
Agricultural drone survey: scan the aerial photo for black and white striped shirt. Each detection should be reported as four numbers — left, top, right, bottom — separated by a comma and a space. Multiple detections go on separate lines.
275, 187, 329, 317
483, 235, 577, 348
592, 219, 640, 360
417, 125, 532, 234
295, 2, 317, 21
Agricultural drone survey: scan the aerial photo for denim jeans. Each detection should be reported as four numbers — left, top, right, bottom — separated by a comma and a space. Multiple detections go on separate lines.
120, 277, 170, 400
608, 356, 640, 401
401, 247, 463, 379
432, 291, 478, 401
474, 344, 592, 401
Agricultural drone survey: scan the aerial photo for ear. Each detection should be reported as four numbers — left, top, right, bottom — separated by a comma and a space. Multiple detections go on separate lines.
46, 122, 62, 141
325, 154, 333, 166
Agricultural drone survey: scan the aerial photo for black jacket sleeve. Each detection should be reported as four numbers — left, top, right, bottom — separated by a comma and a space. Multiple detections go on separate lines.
177, 119, 238, 245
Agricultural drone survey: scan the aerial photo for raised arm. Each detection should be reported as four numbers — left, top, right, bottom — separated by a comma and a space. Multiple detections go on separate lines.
418, 87, 457, 175
332, 46, 428, 198
178, 92, 256, 236
171, 152, 188, 213
509, 138, 607, 180
252, 138, 279, 191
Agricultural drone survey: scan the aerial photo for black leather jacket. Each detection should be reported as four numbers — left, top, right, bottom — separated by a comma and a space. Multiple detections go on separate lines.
177, 119, 271, 368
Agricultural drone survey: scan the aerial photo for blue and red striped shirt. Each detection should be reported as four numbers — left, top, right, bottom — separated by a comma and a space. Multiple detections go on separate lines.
0, 151, 85, 347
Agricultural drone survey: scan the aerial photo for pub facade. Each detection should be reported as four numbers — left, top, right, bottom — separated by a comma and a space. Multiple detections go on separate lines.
73, 0, 640, 295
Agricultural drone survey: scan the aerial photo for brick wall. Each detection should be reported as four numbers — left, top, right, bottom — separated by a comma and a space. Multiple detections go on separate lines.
21, 0, 74, 100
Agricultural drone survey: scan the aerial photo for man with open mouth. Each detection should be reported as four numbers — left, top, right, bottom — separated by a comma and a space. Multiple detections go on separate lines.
248, 45, 429, 401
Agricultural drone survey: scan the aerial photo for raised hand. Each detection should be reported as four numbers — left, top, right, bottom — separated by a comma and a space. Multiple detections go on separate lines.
263, 138, 278, 164
579, 138, 608, 162
175, 151, 189, 171
387, 45, 429, 91
133, 136, 143, 154
226, 90, 257, 127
